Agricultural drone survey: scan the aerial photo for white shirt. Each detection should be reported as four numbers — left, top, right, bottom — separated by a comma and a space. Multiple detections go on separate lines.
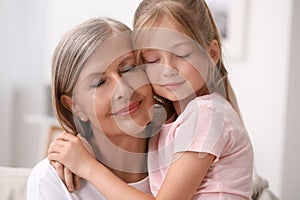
27, 158, 151, 200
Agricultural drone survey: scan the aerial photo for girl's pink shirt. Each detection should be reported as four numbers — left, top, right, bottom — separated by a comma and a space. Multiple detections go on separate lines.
148, 93, 253, 199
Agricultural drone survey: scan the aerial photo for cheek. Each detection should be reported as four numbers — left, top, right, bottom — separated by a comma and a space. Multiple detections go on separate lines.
123, 68, 151, 91
142, 86, 155, 112
151, 84, 162, 95
145, 64, 163, 84
92, 92, 111, 123
189, 55, 210, 82
181, 59, 207, 87
138, 84, 153, 98
94, 93, 110, 113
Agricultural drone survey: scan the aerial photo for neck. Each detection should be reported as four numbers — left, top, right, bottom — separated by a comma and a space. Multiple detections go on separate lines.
173, 87, 210, 115
90, 129, 148, 183
173, 95, 195, 115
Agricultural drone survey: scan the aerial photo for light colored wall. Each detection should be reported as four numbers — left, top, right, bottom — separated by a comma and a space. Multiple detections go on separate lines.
227, 0, 293, 197
0, 0, 47, 167
0, 0, 17, 166
0, 0, 298, 198
42, 0, 142, 82
281, 0, 300, 199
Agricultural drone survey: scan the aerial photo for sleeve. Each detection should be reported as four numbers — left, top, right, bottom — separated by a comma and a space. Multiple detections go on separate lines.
26, 158, 70, 200
174, 98, 227, 160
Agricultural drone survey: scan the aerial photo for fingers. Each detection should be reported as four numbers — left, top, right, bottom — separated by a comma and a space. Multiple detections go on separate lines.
50, 161, 80, 192
74, 174, 81, 190
64, 167, 75, 192
52, 161, 65, 184
48, 152, 62, 163
56, 132, 77, 141
48, 140, 66, 154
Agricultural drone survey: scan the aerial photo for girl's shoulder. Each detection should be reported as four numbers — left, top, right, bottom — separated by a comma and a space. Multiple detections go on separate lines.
186, 93, 229, 114
183, 92, 241, 123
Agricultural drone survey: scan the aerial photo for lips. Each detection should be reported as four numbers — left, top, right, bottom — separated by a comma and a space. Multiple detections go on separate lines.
163, 80, 186, 90
112, 100, 141, 116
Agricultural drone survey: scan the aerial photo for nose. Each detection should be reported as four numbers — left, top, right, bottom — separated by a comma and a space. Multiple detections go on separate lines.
161, 53, 178, 78
112, 75, 134, 103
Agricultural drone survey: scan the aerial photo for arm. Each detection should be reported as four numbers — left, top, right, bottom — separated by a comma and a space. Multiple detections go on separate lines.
48, 133, 215, 200
156, 152, 215, 199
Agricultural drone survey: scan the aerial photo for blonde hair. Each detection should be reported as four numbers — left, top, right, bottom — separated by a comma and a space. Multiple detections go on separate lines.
52, 18, 130, 134
133, 0, 242, 118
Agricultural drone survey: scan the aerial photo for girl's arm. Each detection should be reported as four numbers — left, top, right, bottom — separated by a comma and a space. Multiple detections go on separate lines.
48, 133, 214, 200
156, 152, 215, 199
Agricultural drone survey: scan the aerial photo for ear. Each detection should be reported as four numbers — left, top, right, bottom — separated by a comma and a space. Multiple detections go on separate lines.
60, 94, 88, 122
208, 39, 220, 64
60, 94, 73, 112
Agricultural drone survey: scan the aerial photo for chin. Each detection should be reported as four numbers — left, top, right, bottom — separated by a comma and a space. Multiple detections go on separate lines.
130, 111, 151, 128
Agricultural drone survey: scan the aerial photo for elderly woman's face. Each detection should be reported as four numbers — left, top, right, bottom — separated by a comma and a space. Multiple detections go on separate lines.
72, 35, 154, 137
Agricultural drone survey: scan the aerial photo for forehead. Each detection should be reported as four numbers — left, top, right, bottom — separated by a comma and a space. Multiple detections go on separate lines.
82, 32, 133, 75
134, 18, 193, 52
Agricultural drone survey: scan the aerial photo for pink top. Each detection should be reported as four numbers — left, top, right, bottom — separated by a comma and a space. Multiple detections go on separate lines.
148, 93, 253, 199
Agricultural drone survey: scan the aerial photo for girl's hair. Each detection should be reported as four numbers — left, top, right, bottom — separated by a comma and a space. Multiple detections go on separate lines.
52, 18, 131, 134
133, 0, 242, 118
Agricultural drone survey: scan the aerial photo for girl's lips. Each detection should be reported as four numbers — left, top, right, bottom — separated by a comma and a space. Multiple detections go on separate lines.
163, 80, 186, 90
113, 100, 141, 116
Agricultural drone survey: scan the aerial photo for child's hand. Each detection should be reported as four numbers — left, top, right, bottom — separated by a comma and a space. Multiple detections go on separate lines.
48, 132, 96, 181
48, 131, 81, 192
50, 160, 80, 192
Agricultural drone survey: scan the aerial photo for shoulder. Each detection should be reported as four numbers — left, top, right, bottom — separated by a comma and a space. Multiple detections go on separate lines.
186, 93, 241, 122
27, 158, 67, 199
181, 93, 228, 123
28, 158, 57, 184
189, 93, 228, 111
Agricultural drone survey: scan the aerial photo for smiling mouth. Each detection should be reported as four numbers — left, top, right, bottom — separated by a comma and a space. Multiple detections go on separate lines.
112, 100, 142, 116
162, 80, 186, 90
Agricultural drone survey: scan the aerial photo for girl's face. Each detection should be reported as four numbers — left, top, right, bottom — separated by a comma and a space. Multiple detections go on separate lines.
140, 17, 210, 102
72, 35, 154, 137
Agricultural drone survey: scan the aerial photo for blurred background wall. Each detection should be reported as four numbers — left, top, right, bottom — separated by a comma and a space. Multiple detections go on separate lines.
0, 0, 299, 199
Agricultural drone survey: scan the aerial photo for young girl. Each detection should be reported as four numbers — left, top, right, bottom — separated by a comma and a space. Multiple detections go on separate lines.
48, 0, 254, 199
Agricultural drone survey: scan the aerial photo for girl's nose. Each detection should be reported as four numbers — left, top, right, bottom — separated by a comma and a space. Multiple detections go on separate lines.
161, 53, 178, 78
162, 65, 178, 78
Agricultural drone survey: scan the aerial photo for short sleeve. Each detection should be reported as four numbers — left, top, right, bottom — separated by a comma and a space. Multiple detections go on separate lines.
174, 97, 227, 160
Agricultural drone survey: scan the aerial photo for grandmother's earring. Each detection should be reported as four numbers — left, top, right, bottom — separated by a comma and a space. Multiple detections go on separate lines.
79, 115, 88, 122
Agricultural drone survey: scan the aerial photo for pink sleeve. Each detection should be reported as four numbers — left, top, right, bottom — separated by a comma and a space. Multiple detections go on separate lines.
174, 99, 228, 160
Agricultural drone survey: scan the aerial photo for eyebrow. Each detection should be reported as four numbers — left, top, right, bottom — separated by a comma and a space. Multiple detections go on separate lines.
86, 71, 104, 80
85, 54, 134, 79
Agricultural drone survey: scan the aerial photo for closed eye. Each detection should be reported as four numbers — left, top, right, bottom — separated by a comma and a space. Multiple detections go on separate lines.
91, 79, 106, 88
176, 52, 192, 58
121, 65, 136, 73
143, 58, 160, 64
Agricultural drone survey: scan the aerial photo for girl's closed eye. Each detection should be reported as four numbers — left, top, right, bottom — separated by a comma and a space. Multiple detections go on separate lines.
142, 55, 160, 64
176, 51, 192, 59
121, 65, 136, 73
144, 58, 160, 64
